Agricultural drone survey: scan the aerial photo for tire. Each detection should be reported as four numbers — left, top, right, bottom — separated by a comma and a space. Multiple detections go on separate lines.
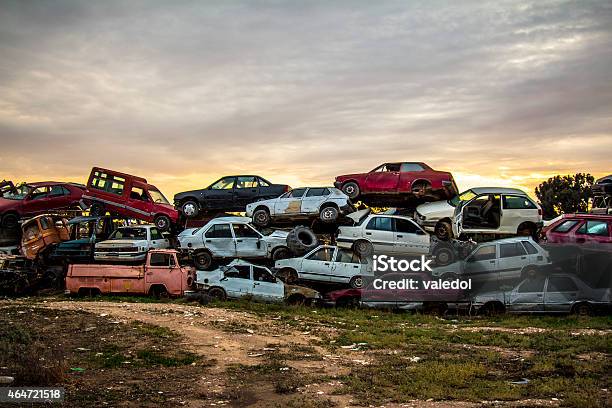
278, 268, 298, 284
352, 239, 374, 257
336, 296, 359, 308
89, 202, 104, 216
286, 226, 318, 255
193, 251, 213, 270
149, 285, 169, 299
252, 208, 271, 227
181, 200, 200, 218
1, 213, 19, 229
517, 224, 537, 240
480, 302, 505, 316
434, 221, 452, 241
154, 215, 172, 232
424, 302, 447, 316
341, 182, 360, 200
286, 294, 306, 306
271, 246, 291, 261
411, 181, 431, 196
208, 287, 227, 301
572, 303, 592, 316
349, 275, 363, 289
319, 206, 339, 224
433, 245, 455, 266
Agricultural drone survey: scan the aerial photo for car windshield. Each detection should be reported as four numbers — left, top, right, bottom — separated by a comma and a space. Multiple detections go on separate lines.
148, 188, 170, 204
450, 189, 477, 207
109, 228, 147, 240
2, 184, 31, 200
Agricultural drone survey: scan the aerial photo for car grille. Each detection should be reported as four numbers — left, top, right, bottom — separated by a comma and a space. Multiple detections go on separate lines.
96, 247, 138, 253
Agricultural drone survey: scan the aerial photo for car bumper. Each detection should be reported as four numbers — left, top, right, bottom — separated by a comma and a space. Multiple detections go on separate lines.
335, 237, 354, 249
94, 252, 147, 262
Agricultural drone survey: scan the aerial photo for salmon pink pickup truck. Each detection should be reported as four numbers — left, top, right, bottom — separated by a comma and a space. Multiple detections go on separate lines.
65, 249, 196, 297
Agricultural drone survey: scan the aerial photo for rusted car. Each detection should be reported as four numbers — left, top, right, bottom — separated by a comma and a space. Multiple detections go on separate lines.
65, 249, 196, 297
20, 215, 70, 260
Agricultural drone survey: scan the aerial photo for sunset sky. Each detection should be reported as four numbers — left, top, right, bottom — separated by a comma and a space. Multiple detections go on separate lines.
0, 0, 610, 200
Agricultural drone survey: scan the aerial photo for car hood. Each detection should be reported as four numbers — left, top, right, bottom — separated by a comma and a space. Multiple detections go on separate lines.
284, 284, 320, 299
174, 189, 205, 200
473, 290, 508, 303
346, 208, 371, 223
416, 200, 453, 218
57, 238, 92, 248
265, 230, 289, 240
430, 261, 465, 277
178, 228, 199, 238
96, 239, 142, 247
336, 173, 365, 181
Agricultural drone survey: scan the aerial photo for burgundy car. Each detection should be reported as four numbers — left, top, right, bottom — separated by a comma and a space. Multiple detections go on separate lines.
545, 214, 612, 245
0, 182, 85, 228
323, 272, 466, 313
334, 162, 457, 205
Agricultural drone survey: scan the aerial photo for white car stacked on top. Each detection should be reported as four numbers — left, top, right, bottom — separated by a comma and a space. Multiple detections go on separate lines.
177, 216, 291, 270
94, 225, 170, 262
246, 187, 353, 227
336, 209, 430, 257
274, 245, 373, 288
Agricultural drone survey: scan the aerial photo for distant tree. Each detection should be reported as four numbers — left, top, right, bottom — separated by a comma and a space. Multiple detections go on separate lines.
535, 173, 594, 219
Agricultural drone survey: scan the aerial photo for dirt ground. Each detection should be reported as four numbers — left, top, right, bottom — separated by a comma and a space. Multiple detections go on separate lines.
0, 298, 609, 407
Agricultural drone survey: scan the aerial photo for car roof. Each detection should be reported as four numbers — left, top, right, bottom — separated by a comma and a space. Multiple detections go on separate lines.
558, 213, 612, 220
26, 181, 69, 187
91, 167, 148, 183
468, 187, 528, 195
117, 224, 155, 229
208, 216, 252, 224
479, 237, 538, 245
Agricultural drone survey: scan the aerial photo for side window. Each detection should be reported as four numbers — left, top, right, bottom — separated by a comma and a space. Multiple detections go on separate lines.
236, 176, 258, 189
503, 195, 537, 209
518, 277, 546, 293
394, 218, 419, 234
335, 248, 356, 263
258, 178, 271, 187
130, 187, 147, 201
205, 224, 233, 238
149, 253, 173, 267
23, 223, 40, 240
232, 224, 260, 238
49, 185, 68, 197
150, 228, 162, 240
470, 245, 496, 261
40, 217, 50, 230
521, 241, 539, 255
288, 188, 307, 198
225, 265, 251, 280
399, 163, 424, 172
577, 220, 609, 236
499, 242, 527, 258
553, 220, 579, 233
547, 277, 578, 292
109, 177, 125, 196
306, 188, 327, 197
91, 172, 109, 190
30, 186, 50, 200
253, 266, 276, 283
307, 247, 334, 262
365, 217, 393, 232
210, 177, 235, 190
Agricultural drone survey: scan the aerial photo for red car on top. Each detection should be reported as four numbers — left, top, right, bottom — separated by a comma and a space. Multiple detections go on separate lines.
334, 162, 458, 205
545, 214, 612, 245
82, 167, 179, 232
0, 181, 85, 228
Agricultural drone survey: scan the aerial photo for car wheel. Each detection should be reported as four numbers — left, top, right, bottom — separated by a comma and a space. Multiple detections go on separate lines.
434, 221, 452, 241
517, 224, 537, 239
286, 226, 318, 255
319, 206, 339, 224
433, 245, 455, 266
252, 208, 271, 227
278, 268, 298, 284
480, 302, 504, 316
341, 182, 360, 200
349, 275, 363, 289
181, 200, 199, 218
352, 240, 374, 257
154, 215, 172, 232
337, 296, 359, 308
208, 287, 227, 301
194, 251, 213, 270
272, 246, 291, 261
1, 213, 19, 229
286, 294, 306, 306
89, 202, 104, 216
411, 181, 431, 196
572, 303, 592, 316
149, 285, 169, 299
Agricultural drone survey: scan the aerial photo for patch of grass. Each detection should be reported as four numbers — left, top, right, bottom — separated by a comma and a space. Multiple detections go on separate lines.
135, 350, 198, 367
277, 395, 338, 408
133, 322, 176, 338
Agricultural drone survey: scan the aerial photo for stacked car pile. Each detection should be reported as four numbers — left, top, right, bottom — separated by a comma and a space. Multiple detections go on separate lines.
0, 163, 609, 315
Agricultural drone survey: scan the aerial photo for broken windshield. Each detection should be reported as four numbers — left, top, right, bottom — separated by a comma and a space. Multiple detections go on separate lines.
449, 189, 477, 207
109, 228, 147, 240
148, 188, 170, 204
2, 184, 31, 200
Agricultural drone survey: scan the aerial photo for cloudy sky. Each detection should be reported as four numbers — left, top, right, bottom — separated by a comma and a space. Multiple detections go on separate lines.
0, 0, 610, 199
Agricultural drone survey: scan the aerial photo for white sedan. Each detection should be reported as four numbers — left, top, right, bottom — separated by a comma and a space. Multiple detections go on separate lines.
245, 187, 353, 227
274, 245, 373, 288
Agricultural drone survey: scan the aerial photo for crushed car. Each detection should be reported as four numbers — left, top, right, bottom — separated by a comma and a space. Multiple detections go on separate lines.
334, 162, 457, 205
246, 187, 353, 227
0, 180, 16, 197
65, 249, 195, 297
190, 259, 321, 305
174, 175, 290, 217
20, 215, 70, 261
94, 224, 171, 263
545, 214, 611, 245
0, 181, 85, 229
82, 167, 179, 232
49, 216, 117, 264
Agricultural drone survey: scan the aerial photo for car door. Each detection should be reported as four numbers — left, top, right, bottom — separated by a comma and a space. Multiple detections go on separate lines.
205, 177, 236, 211
145, 252, 182, 294
149, 227, 169, 249
497, 242, 528, 281
126, 185, 153, 218
298, 246, 335, 282
251, 266, 285, 302
393, 218, 430, 255
22, 185, 52, 214
574, 219, 612, 244
300, 188, 328, 214
507, 277, 546, 313
234, 176, 259, 209
364, 216, 396, 254
232, 223, 265, 257
221, 265, 254, 299
501, 195, 539, 234
332, 248, 363, 283
363, 163, 401, 192
544, 276, 580, 313
274, 188, 306, 215
463, 244, 498, 283
203, 223, 236, 257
